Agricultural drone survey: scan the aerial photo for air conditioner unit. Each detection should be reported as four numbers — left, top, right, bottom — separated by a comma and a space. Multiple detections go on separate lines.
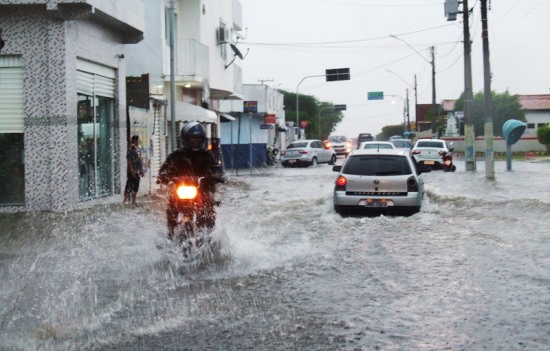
216, 27, 230, 44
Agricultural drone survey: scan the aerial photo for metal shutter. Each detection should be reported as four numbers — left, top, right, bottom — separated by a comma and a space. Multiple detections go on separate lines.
76, 59, 115, 98
0, 56, 24, 133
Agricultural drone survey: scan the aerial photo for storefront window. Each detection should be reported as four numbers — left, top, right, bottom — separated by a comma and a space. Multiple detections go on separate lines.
77, 94, 114, 199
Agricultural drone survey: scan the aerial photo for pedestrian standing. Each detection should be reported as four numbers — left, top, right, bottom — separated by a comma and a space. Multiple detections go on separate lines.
123, 135, 144, 206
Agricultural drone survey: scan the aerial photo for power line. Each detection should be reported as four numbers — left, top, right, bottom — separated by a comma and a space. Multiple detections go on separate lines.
242, 23, 458, 47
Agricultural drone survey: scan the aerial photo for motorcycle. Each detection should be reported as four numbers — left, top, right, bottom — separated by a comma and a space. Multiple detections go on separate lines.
440, 150, 456, 172
166, 175, 219, 260
266, 146, 279, 166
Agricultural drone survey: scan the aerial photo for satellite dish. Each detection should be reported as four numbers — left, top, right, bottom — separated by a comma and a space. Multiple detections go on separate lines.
225, 43, 245, 69
230, 43, 244, 60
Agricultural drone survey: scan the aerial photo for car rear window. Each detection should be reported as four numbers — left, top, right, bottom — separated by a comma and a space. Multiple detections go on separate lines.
343, 155, 412, 176
363, 143, 393, 149
416, 141, 444, 148
287, 142, 308, 149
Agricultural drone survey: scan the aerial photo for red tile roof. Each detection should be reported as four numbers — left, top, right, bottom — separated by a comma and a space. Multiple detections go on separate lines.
518, 94, 550, 110
437, 94, 550, 112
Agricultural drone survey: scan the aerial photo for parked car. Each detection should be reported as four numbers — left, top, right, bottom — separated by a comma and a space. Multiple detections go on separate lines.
280, 139, 337, 167
411, 139, 454, 169
356, 133, 374, 149
359, 141, 396, 150
390, 138, 413, 154
326, 135, 352, 156
332, 148, 431, 216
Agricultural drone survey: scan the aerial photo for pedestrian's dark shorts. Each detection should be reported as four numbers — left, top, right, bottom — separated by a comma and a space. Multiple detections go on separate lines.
125, 174, 141, 193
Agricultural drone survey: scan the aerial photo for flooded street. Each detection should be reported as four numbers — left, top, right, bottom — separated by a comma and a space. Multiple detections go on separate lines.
1, 159, 549, 350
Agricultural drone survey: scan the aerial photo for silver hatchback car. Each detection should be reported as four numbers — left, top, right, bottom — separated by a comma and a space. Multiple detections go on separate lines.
281, 139, 337, 167
332, 149, 431, 216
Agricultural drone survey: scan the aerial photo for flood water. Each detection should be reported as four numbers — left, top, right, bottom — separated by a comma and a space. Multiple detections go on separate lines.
1, 158, 549, 350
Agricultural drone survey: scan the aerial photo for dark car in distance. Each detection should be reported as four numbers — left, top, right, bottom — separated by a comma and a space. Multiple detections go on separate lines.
356, 133, 374, 149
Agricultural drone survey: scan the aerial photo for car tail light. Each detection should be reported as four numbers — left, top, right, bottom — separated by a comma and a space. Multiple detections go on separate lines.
335, 176, 347, 191
412, 150, 421, 155
407, 176, 418, 192
299, 150, 309, 154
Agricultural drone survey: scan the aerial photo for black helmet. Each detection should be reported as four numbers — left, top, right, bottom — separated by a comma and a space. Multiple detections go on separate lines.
181, 121, 207, 151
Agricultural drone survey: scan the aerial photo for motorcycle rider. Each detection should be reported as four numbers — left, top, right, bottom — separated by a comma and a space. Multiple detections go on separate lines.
157, 121, 224, 238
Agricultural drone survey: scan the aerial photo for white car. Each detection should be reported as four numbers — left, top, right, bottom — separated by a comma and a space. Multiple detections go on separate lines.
280, 139, 337, 167
411, 139, 454, 169
332, 148, 431, 216
326, 135, 352, 156
358, 141, 396, 150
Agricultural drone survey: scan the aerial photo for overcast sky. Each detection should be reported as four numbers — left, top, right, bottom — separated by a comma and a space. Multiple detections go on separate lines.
237, 0, 550, 137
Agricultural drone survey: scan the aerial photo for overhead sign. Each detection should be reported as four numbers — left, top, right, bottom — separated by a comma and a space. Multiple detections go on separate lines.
326, 68, 350, 82
334, 104, 347, 110
243, 101, 258, 113
368, 91, 384, 100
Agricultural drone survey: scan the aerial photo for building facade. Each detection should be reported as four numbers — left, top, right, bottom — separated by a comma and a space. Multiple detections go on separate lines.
124, 0, 244, 193
0, 0, 144, 212
219, 84, 286, 169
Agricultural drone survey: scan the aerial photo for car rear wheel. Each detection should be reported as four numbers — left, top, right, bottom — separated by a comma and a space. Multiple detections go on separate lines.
310, 157, 318, 167
334, 205, 352, 217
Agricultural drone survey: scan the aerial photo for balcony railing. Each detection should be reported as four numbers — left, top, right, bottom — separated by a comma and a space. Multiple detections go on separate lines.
167, 39, 209, 84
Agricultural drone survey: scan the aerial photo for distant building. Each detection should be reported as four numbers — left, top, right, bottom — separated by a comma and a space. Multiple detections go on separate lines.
219, 84, 286, 169
0, 0, 144, 212
438, 94, 550, 154
518, 94, 550, 134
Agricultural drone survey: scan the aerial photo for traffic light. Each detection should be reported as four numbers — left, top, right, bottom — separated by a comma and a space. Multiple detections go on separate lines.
326, 68, 350, 82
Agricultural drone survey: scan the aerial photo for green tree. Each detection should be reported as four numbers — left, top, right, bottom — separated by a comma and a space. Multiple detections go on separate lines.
537, 123, 550, 154
381, 125, 405, 140
454, 90, 524, 136
280, 90, 344, 140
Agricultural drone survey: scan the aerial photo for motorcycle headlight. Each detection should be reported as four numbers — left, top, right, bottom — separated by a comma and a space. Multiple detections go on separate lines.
176, 185, 198, 200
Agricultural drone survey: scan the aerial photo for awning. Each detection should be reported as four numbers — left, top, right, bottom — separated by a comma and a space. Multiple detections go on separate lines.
170, 101, 217, 124
219, 113, 236, 122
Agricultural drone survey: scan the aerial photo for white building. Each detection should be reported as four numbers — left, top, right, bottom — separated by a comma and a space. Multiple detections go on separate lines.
125, 0, 244, 193
219, 84, 286, 169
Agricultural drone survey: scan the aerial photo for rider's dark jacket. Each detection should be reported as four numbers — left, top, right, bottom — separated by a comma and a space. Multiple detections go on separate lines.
157, 148, 220, 192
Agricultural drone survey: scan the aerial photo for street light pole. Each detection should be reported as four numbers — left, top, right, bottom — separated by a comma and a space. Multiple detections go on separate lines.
387, 94, 407, 132
386, 69, 415, 131
296, 74, 325, 139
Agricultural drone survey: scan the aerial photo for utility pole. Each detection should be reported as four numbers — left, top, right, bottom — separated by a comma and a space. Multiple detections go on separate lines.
445, 0, 475, 170
169, 0, 176, 152
406, 88, 410, 131
481, 0, 495, 179
462, 0, 476, 171
430, 46, 437, 137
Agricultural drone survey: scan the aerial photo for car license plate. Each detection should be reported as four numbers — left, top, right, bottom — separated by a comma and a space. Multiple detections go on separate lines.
364, 199, 388, 208
424, 160, 434, 165
288, 160, 296, 164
